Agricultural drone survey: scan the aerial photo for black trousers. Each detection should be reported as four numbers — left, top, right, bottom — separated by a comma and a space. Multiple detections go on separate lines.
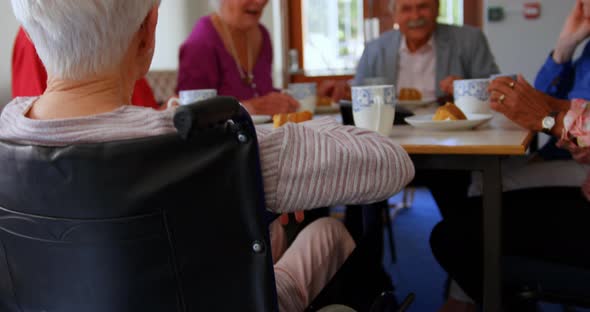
412, 169, 472, 219
429, 187, 590, 309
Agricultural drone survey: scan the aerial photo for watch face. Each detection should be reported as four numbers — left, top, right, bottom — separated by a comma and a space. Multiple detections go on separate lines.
542, 116, 556, 130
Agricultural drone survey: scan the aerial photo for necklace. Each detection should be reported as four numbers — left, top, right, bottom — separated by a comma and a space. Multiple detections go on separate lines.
218, 16, 258, 96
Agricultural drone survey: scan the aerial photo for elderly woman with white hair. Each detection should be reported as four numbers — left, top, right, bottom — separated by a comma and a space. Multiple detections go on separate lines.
177, 0, 299, 115
0, 1, 415, 311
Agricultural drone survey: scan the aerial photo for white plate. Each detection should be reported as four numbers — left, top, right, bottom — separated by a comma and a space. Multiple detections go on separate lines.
315, 105, 340, 114
252, 115, 272, 124
397, 99, 437, 108
404, 113, 493, 131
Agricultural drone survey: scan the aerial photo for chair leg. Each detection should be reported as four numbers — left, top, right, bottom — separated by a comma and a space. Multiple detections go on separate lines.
390, 187, 415, 210
402, 187, 415, 209
383, 204, 397, 264
397, 293, 415, 312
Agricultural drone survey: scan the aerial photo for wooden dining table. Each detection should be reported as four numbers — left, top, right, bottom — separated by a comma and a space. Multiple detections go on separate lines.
391, 112, 534, 312
258, 110, 533, 311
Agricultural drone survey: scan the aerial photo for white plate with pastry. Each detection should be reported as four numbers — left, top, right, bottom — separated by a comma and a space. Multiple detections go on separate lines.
405, 113, 493, 131
251, 115, 272, 124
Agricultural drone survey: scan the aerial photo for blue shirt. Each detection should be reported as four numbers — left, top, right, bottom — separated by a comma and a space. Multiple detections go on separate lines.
532, 44, 590, 160
535, 41, 590, 101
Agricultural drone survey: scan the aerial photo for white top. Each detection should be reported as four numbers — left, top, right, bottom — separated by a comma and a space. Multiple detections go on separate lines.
396, 35, 436, 101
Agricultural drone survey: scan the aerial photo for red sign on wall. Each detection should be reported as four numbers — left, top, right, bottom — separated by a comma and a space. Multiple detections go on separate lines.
524, 2, 542, 20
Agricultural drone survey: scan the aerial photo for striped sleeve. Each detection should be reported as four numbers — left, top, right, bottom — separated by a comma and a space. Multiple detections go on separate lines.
257, 119, 415, 213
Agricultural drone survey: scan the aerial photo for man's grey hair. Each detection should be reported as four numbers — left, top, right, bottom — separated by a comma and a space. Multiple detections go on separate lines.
11, 0, 160, 80
389, 0, 440, 13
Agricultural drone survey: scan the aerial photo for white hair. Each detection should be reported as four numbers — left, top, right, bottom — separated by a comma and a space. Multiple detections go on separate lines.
389, 0, 440, 13
11, 0, 160, 80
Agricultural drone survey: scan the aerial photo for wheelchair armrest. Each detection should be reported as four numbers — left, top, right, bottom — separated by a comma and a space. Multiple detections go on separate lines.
173, 96, 242, 140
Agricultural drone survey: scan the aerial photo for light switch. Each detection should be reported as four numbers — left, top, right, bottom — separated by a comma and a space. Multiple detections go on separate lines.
488, 6, 505, 22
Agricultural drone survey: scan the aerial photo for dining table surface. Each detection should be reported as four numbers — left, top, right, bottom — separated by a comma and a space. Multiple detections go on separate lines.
391, 112, 533, 155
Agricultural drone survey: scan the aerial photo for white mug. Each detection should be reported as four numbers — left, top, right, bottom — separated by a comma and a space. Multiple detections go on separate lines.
167, 89, 217, 108
287, 82, 317, 113
453, 79, 490, 114
351, 85, 396, 136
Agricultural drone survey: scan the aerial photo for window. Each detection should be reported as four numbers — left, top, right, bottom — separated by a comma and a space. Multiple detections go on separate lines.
438, 0, 463, 25
301, 0, 365, 75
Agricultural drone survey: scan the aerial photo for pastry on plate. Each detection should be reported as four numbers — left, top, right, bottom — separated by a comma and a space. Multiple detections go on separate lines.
398, 88, 422, 101
432, 102, 467, 121
273, 111, 313, 128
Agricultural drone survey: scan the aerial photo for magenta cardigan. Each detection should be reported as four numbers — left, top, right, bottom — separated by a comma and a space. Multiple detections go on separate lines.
177, 16, 276, 101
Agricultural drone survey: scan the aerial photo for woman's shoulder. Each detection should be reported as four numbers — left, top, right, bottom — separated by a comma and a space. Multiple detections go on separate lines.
257, 23, 273, 58
258, 23, 271, 40
184, 15, 219, 47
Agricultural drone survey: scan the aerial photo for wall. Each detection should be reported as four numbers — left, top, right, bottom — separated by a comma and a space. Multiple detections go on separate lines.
150, 0, 196, 70
0, 3, 21, 106
484, 0, 575, 81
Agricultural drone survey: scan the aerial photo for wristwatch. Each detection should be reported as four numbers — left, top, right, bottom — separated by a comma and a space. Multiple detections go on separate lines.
541, 111, 558, 134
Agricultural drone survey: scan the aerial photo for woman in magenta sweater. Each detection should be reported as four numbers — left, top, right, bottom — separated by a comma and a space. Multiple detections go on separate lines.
177, 0, 299, 115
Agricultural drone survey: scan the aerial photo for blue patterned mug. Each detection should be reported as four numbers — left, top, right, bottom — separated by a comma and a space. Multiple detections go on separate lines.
287, 82, 317, 113
351, 85, 396, 136
453, 79, 490, 114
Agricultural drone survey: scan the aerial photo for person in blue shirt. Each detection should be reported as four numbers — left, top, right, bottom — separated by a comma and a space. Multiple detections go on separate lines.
534, 0, 590, 160
535, 0, 590, 101
432, 2, 590, 311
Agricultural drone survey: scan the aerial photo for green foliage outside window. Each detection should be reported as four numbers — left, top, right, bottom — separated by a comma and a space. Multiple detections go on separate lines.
438, 0, 463, 25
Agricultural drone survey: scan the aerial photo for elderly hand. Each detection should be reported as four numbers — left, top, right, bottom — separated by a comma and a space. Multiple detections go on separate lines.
439, 75, 461, 95
319, 80, 351, 102
489, 75, 554, 131
243, 92, 299, 115
554, 0, 590, 63
556, 138, 590, 201
556, 139, 590, 164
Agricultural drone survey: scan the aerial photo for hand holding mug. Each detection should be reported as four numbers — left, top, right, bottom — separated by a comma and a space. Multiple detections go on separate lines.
488, 75, 552, 131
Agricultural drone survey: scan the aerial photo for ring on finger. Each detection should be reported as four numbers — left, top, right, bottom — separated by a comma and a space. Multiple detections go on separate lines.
499, 94, 506, 104
509, 81, 515, 89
